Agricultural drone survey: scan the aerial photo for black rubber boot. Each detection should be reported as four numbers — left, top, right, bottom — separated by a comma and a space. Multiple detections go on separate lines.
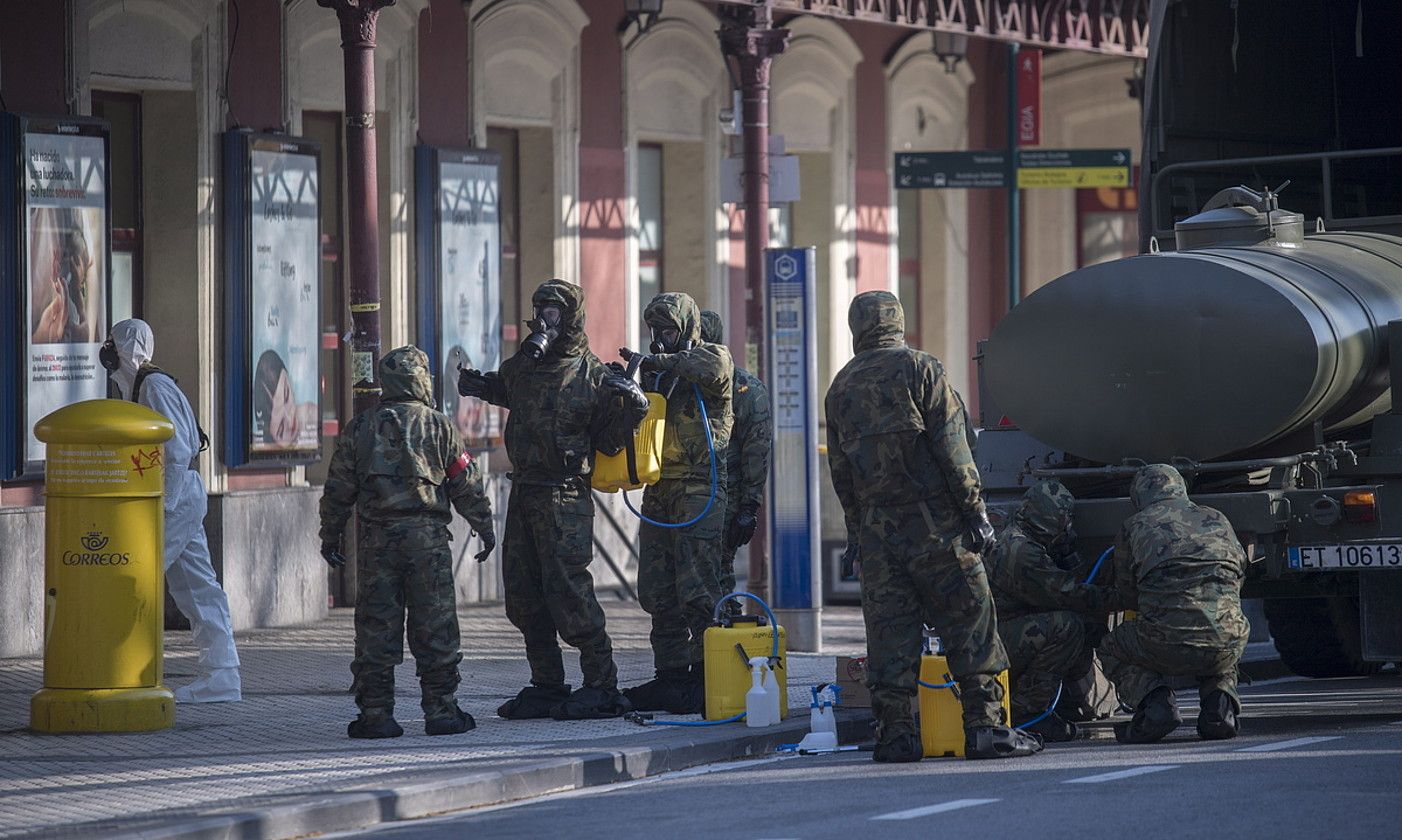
348, 712, 404, 739
964, 725, 1044, 759
872, 732, 923, 763
1196, 690, 1240, 741
623, 669, 693, 713
425, 705, 477, 736
498, 684, 572, 720
1113, 686, 1182, 744
1019, 712, 1079, 743
550, 686, 634, 720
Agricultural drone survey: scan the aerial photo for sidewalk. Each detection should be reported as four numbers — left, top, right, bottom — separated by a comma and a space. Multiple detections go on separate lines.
0, 601, 870, 839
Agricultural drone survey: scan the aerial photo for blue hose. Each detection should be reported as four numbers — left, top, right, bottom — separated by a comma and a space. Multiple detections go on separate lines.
917, 679, 956, 690
1015, 681, 1064, 730
623, 382, 717, 529
714, 591, 781, 659
1085, 546, 1113, 583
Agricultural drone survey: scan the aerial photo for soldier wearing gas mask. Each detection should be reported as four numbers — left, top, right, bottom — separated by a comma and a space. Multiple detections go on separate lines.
458, 279, 648, 720
618, 292, 734, 714
985, 480, 1124, 743
699, 310, 771, 611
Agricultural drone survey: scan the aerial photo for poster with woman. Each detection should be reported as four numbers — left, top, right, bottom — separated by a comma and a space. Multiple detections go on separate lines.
21, 120, 110, 467
436, 150, 501, 448
244, 138, 320, 460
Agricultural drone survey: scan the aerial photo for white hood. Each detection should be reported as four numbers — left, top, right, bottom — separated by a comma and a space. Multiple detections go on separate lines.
109, 318, 154, 399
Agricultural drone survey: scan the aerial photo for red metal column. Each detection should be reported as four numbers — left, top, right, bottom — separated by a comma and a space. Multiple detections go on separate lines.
319, 0, 393, 417
720, 2, 788, 603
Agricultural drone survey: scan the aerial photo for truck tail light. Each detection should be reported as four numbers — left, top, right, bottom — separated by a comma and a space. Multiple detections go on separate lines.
1344, 490, 1378, 524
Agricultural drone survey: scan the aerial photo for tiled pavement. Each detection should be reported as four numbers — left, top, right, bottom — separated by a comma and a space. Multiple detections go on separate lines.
0, 601, 869, 838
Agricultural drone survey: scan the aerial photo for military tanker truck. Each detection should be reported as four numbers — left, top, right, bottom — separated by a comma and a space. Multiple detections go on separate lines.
976, 0, 1402, 678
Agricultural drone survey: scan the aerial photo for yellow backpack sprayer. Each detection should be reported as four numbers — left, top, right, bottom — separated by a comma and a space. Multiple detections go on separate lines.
593, 354, 667, 493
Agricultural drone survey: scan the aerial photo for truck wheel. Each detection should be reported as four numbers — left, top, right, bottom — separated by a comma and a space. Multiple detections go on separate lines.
1263, 596, 1383, 678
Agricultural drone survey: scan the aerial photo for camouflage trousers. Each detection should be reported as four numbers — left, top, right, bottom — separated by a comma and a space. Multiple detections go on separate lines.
998, 611, 1088, 721
717, 496, 742, 616
638, 480, 727, 671
859, 502, 1009, 738
1099, 619, 1247, 708
353, 545, 461, 719
503, 482, 618, 689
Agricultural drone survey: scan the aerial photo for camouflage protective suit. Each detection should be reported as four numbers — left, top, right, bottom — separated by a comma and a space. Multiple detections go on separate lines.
637, 293, 734, 676
468, 280, 638, 711
320, 346, 495, 725
986, 481, 1121, 722
1101, 464, 1250, 708
825, 291, 1008, 742
699, 310, 772, 603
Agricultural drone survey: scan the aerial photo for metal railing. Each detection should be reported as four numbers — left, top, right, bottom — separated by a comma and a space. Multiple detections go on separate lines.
1149, 146, 1402, 243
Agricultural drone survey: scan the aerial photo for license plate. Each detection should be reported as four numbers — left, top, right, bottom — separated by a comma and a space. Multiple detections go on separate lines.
1289, 543, 1402, 570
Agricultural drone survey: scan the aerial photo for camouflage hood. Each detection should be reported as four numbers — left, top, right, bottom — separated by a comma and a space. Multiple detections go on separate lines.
1015, 479, 1076, 543
380, 345, 435, 406
531, 278, 588, 358
1131, 463, 1188, 510
848, 291, 905, 352
644, 292, 702, 347
700, 309, 724, 344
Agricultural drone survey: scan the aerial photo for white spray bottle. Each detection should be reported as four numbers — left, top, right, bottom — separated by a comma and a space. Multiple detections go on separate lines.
746, 656, 776, 728
796, 683, 839, 751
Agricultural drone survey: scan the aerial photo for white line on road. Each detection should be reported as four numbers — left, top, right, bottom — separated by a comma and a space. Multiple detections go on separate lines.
871, 798, 1001, 821
1235, 736, 1342, 753
1064, 765, 1179, 784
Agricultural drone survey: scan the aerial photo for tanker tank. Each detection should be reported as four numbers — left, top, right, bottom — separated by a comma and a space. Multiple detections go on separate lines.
984, 191, 1402, 465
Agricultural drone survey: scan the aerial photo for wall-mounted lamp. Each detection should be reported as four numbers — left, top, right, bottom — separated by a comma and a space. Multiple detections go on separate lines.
932, 30, 968, 74
622, 0, 663, 35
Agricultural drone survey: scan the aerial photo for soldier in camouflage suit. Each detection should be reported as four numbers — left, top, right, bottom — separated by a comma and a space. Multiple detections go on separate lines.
699, 310, 772, 609
320, 346, 496, 739
826, 291, 1041, 762
458, 279, 647, 720
986, 480, 1123, 742
1102, 464, 1250, 743
620, 293, 734, 714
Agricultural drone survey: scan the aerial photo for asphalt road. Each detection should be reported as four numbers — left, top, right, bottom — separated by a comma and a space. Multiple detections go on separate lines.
332, 672, 1402, 839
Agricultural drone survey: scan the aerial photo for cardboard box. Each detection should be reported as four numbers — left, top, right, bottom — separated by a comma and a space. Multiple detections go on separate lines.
836, 654, 921, 714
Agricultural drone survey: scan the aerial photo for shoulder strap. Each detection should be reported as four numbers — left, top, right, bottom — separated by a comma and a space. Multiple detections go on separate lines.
133, 365, 210, 454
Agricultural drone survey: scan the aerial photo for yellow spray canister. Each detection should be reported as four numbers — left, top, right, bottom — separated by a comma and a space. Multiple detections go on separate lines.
31, 399, 176, 733
592, 392, 666, 493
703, 616, 788, 721
918, 653, 1011, 758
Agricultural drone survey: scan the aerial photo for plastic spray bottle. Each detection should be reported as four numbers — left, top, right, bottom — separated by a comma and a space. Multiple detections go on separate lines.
746, 656, 777, 728
796, 684, 840, 751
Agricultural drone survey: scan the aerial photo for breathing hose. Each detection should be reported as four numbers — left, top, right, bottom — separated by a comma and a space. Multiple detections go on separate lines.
622, 382, 718, 529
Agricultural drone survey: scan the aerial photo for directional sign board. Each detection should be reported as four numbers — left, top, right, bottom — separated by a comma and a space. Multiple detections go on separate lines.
894, 151, 1009, 190
1016, 148, 1131, 189
895, 148, 1131, 190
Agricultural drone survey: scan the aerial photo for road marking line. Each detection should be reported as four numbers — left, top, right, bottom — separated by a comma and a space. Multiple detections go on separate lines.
871, 798, 1001, 821
1235, 736, 1342, 753
1064, 765, 1179, 784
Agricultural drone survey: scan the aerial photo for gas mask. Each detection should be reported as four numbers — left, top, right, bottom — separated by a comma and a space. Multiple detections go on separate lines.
519, 304, 563, 361
99, 337, 120, 372
648, 324, 691, 355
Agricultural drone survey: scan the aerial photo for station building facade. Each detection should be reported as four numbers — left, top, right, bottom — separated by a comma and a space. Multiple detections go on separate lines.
0, 0, 1140, 654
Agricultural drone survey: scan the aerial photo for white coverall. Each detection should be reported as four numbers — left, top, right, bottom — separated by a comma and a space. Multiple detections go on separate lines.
109, 319, 242, 703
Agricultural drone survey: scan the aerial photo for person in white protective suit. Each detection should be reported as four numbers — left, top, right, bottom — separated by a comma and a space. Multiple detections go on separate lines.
100, 319, 242, 703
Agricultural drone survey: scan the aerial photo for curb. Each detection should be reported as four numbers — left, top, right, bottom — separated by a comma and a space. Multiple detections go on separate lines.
62, 712, 872, 840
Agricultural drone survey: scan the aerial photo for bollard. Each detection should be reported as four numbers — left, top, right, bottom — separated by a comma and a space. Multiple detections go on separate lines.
31, 399, 175, 733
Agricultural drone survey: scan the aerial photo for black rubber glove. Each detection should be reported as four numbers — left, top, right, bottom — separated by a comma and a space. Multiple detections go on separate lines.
321, 542, 347, 569
473, 532, 496, 564
965, 509, 996, 556
727, 505, 759, 548
458, 367, 489, 398
619, 347, 659, 372
840, 539, 859, 580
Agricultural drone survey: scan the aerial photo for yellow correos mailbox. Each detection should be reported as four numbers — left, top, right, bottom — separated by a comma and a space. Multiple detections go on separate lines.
31, 398, 175, 733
